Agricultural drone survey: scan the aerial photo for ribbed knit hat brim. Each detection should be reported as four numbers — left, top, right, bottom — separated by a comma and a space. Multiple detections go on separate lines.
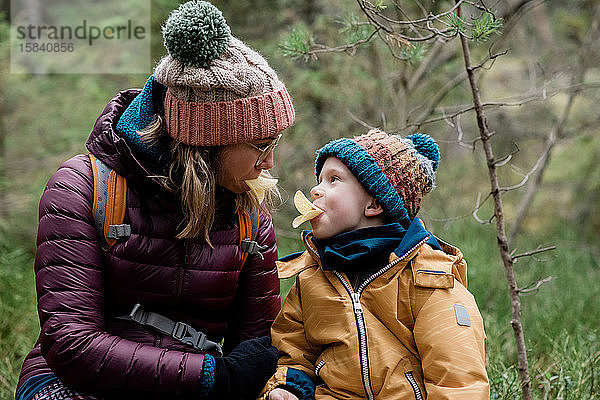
163, 86, 294, 146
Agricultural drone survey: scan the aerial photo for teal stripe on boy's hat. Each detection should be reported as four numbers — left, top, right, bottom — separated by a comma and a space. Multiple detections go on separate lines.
315, 138, 411, 227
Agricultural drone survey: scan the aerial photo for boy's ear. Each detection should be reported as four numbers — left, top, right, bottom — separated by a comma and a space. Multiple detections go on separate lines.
365, 198, 384, 217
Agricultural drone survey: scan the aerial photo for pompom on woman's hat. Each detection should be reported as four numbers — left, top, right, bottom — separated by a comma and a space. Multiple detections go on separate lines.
154, 0, 295, 146
315, 129, 440, 228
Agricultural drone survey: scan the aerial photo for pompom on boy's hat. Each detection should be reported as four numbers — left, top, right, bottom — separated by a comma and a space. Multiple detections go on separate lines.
315, 129, 440, 227
153, 0, 295, 146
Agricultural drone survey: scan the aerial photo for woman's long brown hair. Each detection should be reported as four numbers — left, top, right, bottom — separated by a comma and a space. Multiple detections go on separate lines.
139, 115, 280, 245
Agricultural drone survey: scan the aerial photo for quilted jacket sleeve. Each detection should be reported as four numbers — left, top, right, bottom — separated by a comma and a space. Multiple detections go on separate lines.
224, 211, 281, 351
412, 282, 489, 399
36, 155, 206, 397
259, 281, 319, 400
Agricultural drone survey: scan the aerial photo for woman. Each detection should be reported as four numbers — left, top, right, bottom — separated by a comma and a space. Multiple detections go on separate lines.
15, 2, 295, 399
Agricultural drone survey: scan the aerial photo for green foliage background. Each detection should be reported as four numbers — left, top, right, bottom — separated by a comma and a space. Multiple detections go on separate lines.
1, 1, 599, 399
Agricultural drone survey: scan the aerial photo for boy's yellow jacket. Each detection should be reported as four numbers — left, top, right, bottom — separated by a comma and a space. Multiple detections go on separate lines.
261, 221, 489, 399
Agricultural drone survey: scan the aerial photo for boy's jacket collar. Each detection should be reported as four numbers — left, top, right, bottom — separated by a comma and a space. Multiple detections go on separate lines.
276, 218, 451, 280
276, 249, 317, 279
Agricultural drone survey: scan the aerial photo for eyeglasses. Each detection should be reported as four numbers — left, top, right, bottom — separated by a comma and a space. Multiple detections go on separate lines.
246, 133, 282, 167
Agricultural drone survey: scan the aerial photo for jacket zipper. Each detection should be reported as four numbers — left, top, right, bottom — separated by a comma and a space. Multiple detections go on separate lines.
333, 270, 375, 400
177, 240, 190, 302
315, 360, 325, 377
176, 267, 184, 302
324, 235, 430, 400
356, 235, 430, 293
405, 372, 424, 400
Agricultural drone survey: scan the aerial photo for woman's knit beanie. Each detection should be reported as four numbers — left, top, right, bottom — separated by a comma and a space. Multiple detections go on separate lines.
153, 1, 295, 146
315, 129, 440, 227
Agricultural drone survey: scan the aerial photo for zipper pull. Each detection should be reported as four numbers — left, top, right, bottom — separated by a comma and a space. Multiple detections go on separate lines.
351, 293, 363, 314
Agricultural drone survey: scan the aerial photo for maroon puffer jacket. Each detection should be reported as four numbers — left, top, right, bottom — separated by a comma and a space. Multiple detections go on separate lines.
16, 89, 281, 398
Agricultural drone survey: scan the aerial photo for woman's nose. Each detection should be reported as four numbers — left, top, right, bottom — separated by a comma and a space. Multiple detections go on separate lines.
256, 149, 274, 170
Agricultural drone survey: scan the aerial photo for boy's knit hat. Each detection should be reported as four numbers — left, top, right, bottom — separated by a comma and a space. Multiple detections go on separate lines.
153, 1, 295, 146
315, 129, 440, 227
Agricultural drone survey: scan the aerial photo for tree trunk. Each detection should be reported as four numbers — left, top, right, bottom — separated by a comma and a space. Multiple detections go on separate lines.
0, 35, 7, 219
0, 99, 6, 220
457, 5, 533, 399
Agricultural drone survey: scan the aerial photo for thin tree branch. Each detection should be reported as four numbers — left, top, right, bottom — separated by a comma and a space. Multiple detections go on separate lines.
472, 48, 509, 71
512, 246, 557, 261
346, 108, 377, 130
427, 189, 493, 223
359, 0, 461, 41
454, 114, 479, 149
508, 4, 600, 243
494, 142, 519, 168
361, 0, 467, 26
517, 276, 554, 295
399, 81, 600, 131
472, 192, 494, 224
498, 145, 552, 192
304, 28, 381, 58
406, 43, 510, 127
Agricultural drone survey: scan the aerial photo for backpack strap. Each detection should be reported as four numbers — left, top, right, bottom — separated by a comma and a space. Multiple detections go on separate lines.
238, 207, 267, 266
88, 153, 131, 251
117, 303, 223, 356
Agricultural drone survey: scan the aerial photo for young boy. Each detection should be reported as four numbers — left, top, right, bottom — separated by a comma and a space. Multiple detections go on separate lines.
261, 129, 489, 400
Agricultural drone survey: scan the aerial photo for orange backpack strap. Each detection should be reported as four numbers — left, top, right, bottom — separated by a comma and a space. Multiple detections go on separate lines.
88, 153, 130, 251
238, 207, 265, 267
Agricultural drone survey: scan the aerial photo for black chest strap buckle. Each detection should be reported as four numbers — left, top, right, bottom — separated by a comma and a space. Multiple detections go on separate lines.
121, 303, 223, 356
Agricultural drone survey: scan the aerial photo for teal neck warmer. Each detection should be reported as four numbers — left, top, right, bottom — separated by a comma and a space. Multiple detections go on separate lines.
116, 75, 169, 167
313, 223, 407, 272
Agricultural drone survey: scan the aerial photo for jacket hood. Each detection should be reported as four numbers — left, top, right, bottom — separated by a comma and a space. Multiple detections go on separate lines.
85, 88, 167, 190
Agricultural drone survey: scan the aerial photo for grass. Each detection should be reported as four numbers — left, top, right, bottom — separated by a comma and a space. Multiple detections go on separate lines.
0, 232, 38, 399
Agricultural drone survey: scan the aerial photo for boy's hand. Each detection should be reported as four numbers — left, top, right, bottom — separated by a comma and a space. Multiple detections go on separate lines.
269, 388, 299, 400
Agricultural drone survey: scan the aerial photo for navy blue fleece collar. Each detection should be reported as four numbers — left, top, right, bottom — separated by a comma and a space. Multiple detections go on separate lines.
299, 218, 440, 271
309, 218, 441, 272
395, 217, 441, 258
313, 223, 408, 272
